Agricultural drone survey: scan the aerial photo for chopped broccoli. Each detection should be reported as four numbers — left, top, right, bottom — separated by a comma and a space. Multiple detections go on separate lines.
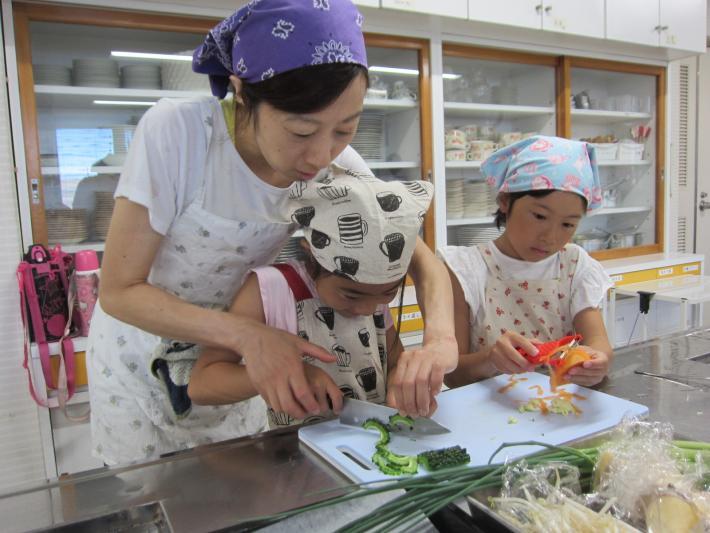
362, 418, 390, 446
417, 445, 470, 471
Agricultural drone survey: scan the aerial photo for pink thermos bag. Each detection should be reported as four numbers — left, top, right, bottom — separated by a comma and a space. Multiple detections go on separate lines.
74, 250, 100, 337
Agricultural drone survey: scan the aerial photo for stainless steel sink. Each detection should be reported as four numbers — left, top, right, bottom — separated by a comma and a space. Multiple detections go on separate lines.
42, 502, 172, 532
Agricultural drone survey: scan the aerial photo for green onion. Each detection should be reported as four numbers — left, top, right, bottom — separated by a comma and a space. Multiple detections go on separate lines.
245, 439, 709, 532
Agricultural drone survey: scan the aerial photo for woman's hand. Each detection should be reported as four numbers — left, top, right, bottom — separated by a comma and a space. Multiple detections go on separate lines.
303, 363, 343, 415
236, 319, 336, 419
387, 335, 457, 417
488, 331, 538, 375
564, 345, 610, 387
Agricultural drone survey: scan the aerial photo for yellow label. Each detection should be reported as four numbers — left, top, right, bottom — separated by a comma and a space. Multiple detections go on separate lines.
390, 304, 424, 333
613, 262, 702, 286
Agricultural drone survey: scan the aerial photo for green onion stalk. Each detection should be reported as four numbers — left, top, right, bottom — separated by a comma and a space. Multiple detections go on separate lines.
246, 440, 709, 532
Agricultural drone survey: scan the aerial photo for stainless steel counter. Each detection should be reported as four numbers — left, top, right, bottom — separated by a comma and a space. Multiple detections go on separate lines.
2, 328, 710, 532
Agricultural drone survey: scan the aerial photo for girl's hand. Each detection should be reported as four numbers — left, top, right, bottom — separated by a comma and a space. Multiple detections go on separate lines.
237, 320, 336, 419
565, 346, 610, 387
489, 331, 538, 375
302, 363, 343, 415
387, 335, 457, 418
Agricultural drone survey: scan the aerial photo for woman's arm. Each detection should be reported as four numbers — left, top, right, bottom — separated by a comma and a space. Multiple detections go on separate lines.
101, 198, 334, 418
388, 238, 458, 417
187, 274, 264, 405
568, 307, 613, 386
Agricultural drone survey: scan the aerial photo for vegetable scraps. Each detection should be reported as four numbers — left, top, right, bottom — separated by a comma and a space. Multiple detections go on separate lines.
362, 415, 471, 476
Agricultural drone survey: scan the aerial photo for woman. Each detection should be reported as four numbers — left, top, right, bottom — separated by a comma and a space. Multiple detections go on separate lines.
88, 0, 457, 465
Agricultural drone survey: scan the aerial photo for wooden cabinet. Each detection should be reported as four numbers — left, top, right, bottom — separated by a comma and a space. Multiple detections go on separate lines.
436, 43, 667, 260
607, 0, 707, 53
466, 0, 604, 38
12, 3, 436, 252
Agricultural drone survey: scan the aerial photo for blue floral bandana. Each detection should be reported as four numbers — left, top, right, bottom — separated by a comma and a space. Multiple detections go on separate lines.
193, 0, 368, 98
482, 135, 603, 211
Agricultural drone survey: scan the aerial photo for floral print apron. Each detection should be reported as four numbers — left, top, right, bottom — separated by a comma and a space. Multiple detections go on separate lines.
265, 264, 388, 428
472, 243, 579, 350
87, 100, 295, 465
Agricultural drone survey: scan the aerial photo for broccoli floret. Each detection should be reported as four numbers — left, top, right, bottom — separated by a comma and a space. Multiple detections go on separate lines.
363, 418, 390, 446
417, 445, 470, 471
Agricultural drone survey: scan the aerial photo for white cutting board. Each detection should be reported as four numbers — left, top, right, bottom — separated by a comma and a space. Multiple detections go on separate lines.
299, 372, 648, 483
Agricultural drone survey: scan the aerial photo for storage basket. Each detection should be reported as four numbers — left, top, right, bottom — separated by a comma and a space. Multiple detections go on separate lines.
589, 142, 618, 161
617, 142, 645, 161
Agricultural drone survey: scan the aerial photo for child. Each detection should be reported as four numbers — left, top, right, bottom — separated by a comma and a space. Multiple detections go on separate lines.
440, 135, 613, 388
188, 166, 434, 427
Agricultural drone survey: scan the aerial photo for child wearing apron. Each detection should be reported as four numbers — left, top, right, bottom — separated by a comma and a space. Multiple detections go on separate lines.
189, 166, 434, 426
439, 136, 613, 388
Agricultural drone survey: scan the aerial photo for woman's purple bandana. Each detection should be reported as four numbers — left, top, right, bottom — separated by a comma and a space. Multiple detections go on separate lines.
481, 135, 603, 211
193, 0, 368, 98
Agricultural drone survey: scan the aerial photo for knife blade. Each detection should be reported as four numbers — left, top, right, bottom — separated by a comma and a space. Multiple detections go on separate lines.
339, 398, 451, 435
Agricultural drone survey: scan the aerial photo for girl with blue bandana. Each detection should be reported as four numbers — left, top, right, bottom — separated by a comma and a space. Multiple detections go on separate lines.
439, 136, 613, 388
88, 0, 457, 466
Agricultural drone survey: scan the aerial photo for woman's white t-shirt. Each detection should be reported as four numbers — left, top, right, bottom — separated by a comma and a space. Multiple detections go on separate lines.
115, 96, 371, 232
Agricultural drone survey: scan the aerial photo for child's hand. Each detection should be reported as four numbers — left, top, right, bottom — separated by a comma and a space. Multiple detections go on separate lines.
488, 331, 538, 375
564, 346, 610, 387
302, 363, 343, 414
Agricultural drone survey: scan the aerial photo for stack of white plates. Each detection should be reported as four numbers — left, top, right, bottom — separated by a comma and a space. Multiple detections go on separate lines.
463, 181, 497, 218
121, 64, 161, 89
454, 225, 503, 246
112, 124, 136, 154
47, 209, 88, 244
275, 237, 305, 263
72, 58, 120, 88
40, 154, 59, 168
351, 111, 384, 161
161, 52, 210, 91
446, 179, 464, 219
93, 191, 115, 241
33, 64, 72, 86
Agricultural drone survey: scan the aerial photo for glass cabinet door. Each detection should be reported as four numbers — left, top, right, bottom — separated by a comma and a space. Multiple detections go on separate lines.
14, 3, 214, 251
567, 59, 664, 258
440, 45, 559, 247
360, 36, 433, 247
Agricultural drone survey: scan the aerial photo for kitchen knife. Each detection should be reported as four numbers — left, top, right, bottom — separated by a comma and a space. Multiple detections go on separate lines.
339, 397, 451, 435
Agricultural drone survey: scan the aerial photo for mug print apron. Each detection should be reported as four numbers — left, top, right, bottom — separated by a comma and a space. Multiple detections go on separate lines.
87, 99, 295, 465
472, 243, 579, 350
265, 263, 388, 428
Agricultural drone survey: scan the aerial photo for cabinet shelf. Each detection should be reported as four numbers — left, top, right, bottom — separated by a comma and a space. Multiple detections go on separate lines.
445, 161, 482, 169
597, 160, 652, 167
571, 109, 652, 123
447, 216, 495, 226
363, 98, 418, 113
367, 161, 420, 169
41, 165, 122, 175
444, 102, 555, 118
34, 84, 209, 108
590, 206, 652, 216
